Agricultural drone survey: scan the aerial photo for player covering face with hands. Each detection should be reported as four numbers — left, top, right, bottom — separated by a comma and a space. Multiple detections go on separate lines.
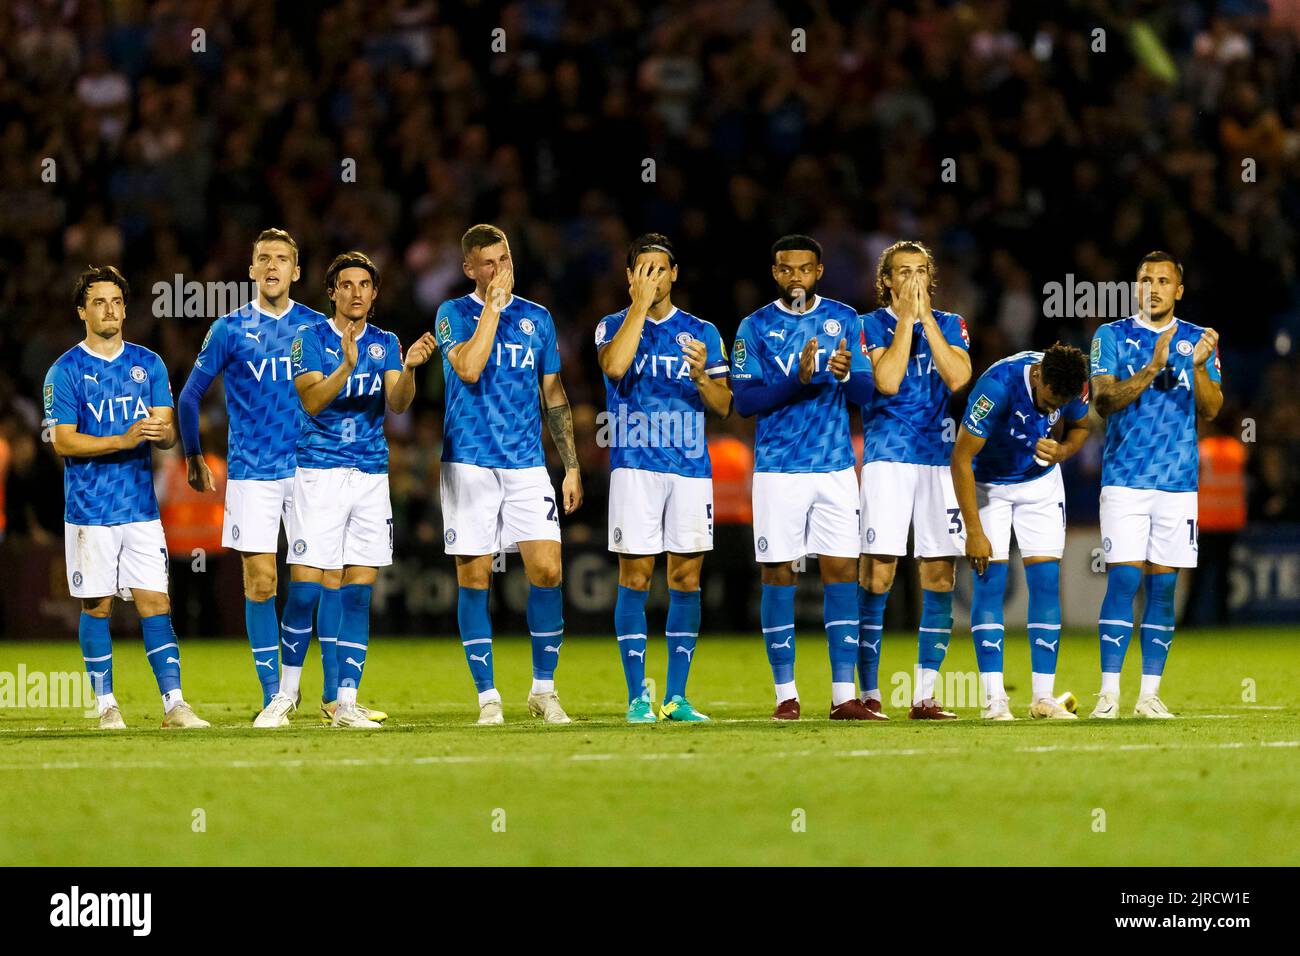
597, 234, 731, 723
436, 224, 583, 725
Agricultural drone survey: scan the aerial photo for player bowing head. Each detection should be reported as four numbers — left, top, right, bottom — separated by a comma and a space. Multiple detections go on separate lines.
857, 239, 973, 720
437, 224, 583, 726
45, 266, 209, 730
598, 232, 731, 723
950, 343, 1091, 721
1088, 251, 1222, 719
278, 252, 435, 729
731, 235, 877, 721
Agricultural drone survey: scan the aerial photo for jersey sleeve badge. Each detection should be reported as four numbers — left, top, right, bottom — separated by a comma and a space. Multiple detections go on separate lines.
734, 338, 746, 368
970, 393, 995, 421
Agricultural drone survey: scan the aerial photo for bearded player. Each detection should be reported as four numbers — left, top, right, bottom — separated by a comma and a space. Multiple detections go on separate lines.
1088, 252, 1221, 718
436, 224, 583, 725
732, 235, 876, 720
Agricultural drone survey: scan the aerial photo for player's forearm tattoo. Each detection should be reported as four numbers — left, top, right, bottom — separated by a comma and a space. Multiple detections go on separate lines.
546, 403, 580, 470
1093, 371, 1154, 417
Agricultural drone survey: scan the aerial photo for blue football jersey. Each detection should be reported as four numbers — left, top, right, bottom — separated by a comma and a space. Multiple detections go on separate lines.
596, 306, 728, 478
860, 306, 971, 466
192, 300, 327, 480
962, 351, 1090, 485
731, 296, 860, 474
291, 319, 403, 474
1090, 315, 1221, 492
43, 342, 174, 526
436, 292, 561, 469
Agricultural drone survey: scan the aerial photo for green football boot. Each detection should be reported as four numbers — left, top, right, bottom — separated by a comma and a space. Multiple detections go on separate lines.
626, 692, 657, 724
658, 695, 710, 722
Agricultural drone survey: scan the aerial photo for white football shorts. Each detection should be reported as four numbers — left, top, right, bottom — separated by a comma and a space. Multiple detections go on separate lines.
1099, 484, 1199, 568
222, 477, 294, 553
861, 460, 963, 558
751, 466, 859, 563
440, 462, 562, 556
65, 519, 169, 600
286, 467, 393, 569
608, 467, 713, 554
974, 466, 1067, 562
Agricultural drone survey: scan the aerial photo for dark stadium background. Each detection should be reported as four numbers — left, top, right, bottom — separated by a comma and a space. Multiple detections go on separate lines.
0, 0, 1297, 639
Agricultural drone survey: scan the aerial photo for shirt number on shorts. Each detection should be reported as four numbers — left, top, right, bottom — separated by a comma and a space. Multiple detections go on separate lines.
1187, 519, 1198, 544
1058, 501, 1066, 527
543, 496, 558, 523
387, 518, 394, 550
946, 508, 963, 534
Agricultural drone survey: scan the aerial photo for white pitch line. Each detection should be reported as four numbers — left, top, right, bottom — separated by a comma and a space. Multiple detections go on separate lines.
0, 739, 1294, 774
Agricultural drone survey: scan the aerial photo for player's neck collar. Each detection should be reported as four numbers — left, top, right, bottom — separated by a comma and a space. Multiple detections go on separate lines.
470, 290, 514, 310
329, 316, 368, 338
78, 339, 125, 362
774, 294, 820, 315
1023, 363, 1036, 405
249, 297, 295, 319
646, 305, 679, 325
1133, 313, 1177, 333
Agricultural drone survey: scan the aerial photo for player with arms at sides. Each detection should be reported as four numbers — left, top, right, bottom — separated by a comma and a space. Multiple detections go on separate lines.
43, 266, 209, 729
950, 344, 1091, 720
436, 224, 583, 725
856, 241, 972, 719
731, 235, 876, 721
178, 229, 365, 725
258, 252, 435, 729
597, 233, 732, 723
1088, 252, 1221, 718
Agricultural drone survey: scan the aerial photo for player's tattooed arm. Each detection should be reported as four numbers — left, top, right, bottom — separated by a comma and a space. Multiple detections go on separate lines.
950, 427, 991, 574
1093, 325, 1173, 417
542, 372, 584, 513
1192, 328, 1223, 420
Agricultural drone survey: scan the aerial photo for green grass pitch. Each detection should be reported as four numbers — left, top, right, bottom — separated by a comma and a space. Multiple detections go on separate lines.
2, 629, 1297, 866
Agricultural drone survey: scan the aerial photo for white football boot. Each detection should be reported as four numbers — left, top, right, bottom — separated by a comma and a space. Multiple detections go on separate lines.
1134, 695, 1175, 719
1029, 696, 1078, 719
332, 703, 382, 729
161, 702, 211, 729
1090, 691, 1120, 719
527, 691, 572, 724
981, 696, 1015, 721
253, 692, 296, 728
477, 699, 504, 725
98, 705, 127, 730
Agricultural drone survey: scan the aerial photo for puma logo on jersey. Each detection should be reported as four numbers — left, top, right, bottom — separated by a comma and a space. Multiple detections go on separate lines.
1125, 337, 1142, 348
246, 331, 262, 343
281, 639, 299, 653
543, 645, 562, 654
1101, 634, 1124, 647
1033, 638, 1059, 652
345, 656, 365, 671
859, 639, 880, 652
675, 646, 694, 661
769, 636, 793, 650
981, 639, 1002, 651
1014, 410, 1030, 422
326, 347, 340, 359
165, 656, 180, 665
768, 329, 786, 341
1150, 637, 1172, 650
627, 648, 645, 660
254, 659, 273, 669
83, 373, 99, 384
469, 651, 490, 666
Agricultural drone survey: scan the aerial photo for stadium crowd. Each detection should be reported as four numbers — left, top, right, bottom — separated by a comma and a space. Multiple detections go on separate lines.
0, 0, 1297, 562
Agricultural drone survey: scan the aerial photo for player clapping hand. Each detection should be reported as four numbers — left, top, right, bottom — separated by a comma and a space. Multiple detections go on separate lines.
827, 337, 851, 380
403, 331, 437, 370
1193, 328, 1219, 367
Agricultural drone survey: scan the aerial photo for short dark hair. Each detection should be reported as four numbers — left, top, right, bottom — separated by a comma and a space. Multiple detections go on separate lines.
73, 265, 130, 309
1040, 342, 1088, 400
1138, 250, 1183, 283
771, 234, 822, 264
627, 232, 676, 269
461, 223, 508, 258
